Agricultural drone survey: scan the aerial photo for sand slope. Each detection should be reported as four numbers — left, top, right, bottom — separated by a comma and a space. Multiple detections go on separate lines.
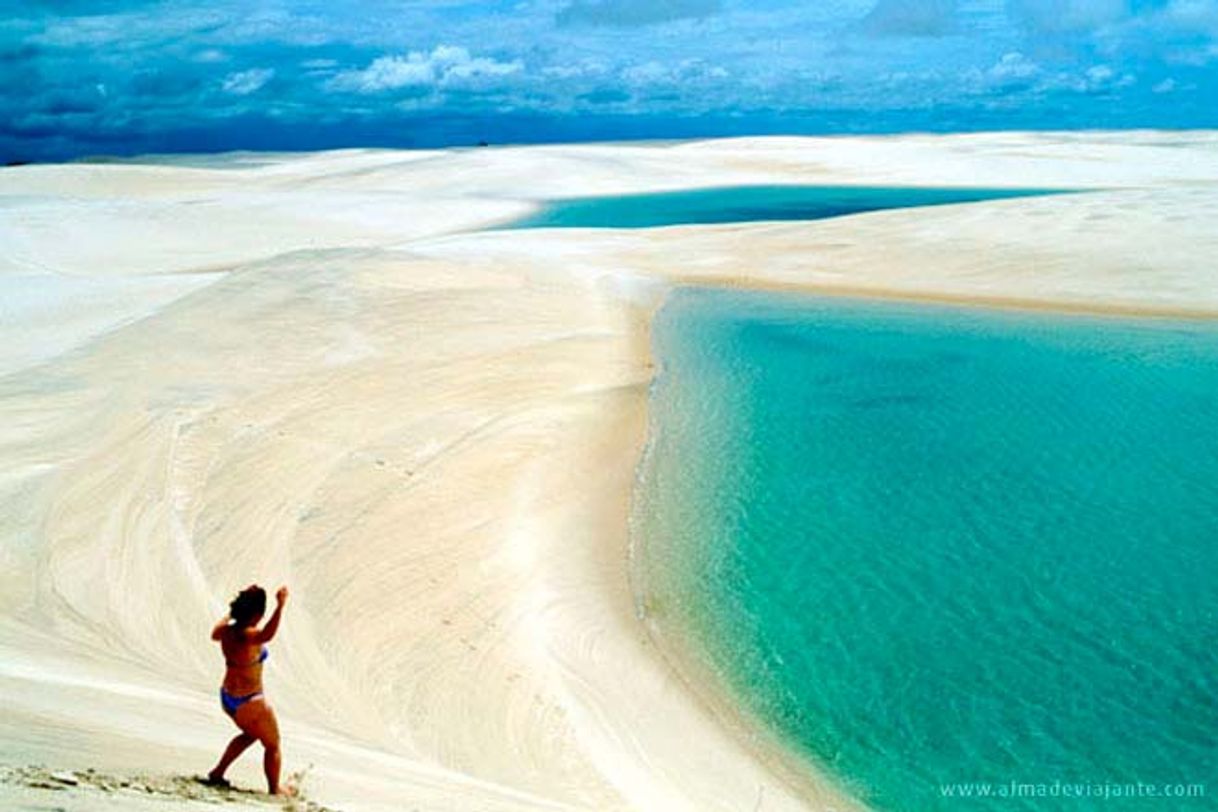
0, 765, 339, 812
1, 132, 1216, 812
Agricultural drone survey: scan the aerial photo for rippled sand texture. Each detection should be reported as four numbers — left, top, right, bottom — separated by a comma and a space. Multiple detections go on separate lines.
2, 132, 1217, 811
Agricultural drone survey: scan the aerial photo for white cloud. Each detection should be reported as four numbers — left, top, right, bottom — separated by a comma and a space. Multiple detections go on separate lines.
1152, 77, 1178, 93
1086, 64, 1114, 83
221, 68, 274, 95
542, 60, 611, 79
328, 46, 522, 94
621, 58, 728, 85
621, 61, 668, 83
967, 52, 1142, 99
194, 49, 228, 64
347, 56, 431, 90
988, 51, 1040, 83
1041, 63, 1136, 93
1085, 64, 1135, 88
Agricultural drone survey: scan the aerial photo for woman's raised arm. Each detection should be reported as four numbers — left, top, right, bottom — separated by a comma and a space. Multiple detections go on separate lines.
253, 586, 289, 643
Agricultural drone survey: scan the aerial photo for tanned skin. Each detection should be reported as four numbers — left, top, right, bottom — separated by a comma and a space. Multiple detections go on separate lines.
208, 585, 289, 794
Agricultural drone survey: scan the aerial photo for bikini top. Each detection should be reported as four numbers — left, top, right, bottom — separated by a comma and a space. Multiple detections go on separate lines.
226, 644, 269, 669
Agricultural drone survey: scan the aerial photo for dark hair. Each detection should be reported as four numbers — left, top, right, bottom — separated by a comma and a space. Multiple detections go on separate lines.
230, 586, 267, 627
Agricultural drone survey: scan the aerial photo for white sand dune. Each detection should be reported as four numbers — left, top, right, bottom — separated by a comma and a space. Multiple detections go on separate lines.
2, 132, 1217, 811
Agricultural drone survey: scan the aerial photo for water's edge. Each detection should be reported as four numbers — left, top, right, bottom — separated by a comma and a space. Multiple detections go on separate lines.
626, 283, 1218, 811
626, 286, 874, 812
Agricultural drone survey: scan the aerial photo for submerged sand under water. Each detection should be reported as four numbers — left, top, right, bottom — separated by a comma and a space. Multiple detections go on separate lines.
637, 290, 1218, 811
2, 132, 1218, 811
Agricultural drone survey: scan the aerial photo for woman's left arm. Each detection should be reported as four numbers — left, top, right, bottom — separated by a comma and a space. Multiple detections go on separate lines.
211, 613, 231, 641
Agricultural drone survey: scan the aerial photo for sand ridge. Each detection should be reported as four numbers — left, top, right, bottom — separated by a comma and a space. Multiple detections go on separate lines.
1, 132, 1216, 811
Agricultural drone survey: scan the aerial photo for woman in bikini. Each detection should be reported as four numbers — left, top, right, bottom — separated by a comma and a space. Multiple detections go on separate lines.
207, 584, 289, 794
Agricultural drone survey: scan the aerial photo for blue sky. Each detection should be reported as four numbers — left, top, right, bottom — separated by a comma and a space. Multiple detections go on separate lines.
4, 0, 1218, 160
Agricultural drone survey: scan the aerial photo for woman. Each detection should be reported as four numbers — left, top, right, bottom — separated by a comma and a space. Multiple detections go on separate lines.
206, 584, 289, 794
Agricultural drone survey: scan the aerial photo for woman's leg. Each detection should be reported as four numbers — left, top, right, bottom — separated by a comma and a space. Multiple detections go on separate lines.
209, 731, 256, 782
234, 699, 284, 794
263, 728, 282, 795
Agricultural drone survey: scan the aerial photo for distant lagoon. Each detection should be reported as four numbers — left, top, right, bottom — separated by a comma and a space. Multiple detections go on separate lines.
633, 288, 1218, 811
503, 185, 1068, 229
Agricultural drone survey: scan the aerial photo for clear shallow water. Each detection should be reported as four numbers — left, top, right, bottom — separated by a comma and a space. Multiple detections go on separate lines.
635, 288, 1218, 811
505, 185, 1066, 229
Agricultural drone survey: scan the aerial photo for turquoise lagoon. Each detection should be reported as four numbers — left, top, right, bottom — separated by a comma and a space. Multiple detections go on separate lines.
634, 288, 1218, 810
505, 185, 1064, 229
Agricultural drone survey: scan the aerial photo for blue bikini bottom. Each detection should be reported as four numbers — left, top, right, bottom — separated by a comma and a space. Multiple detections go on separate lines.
220, 687, 262, 717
